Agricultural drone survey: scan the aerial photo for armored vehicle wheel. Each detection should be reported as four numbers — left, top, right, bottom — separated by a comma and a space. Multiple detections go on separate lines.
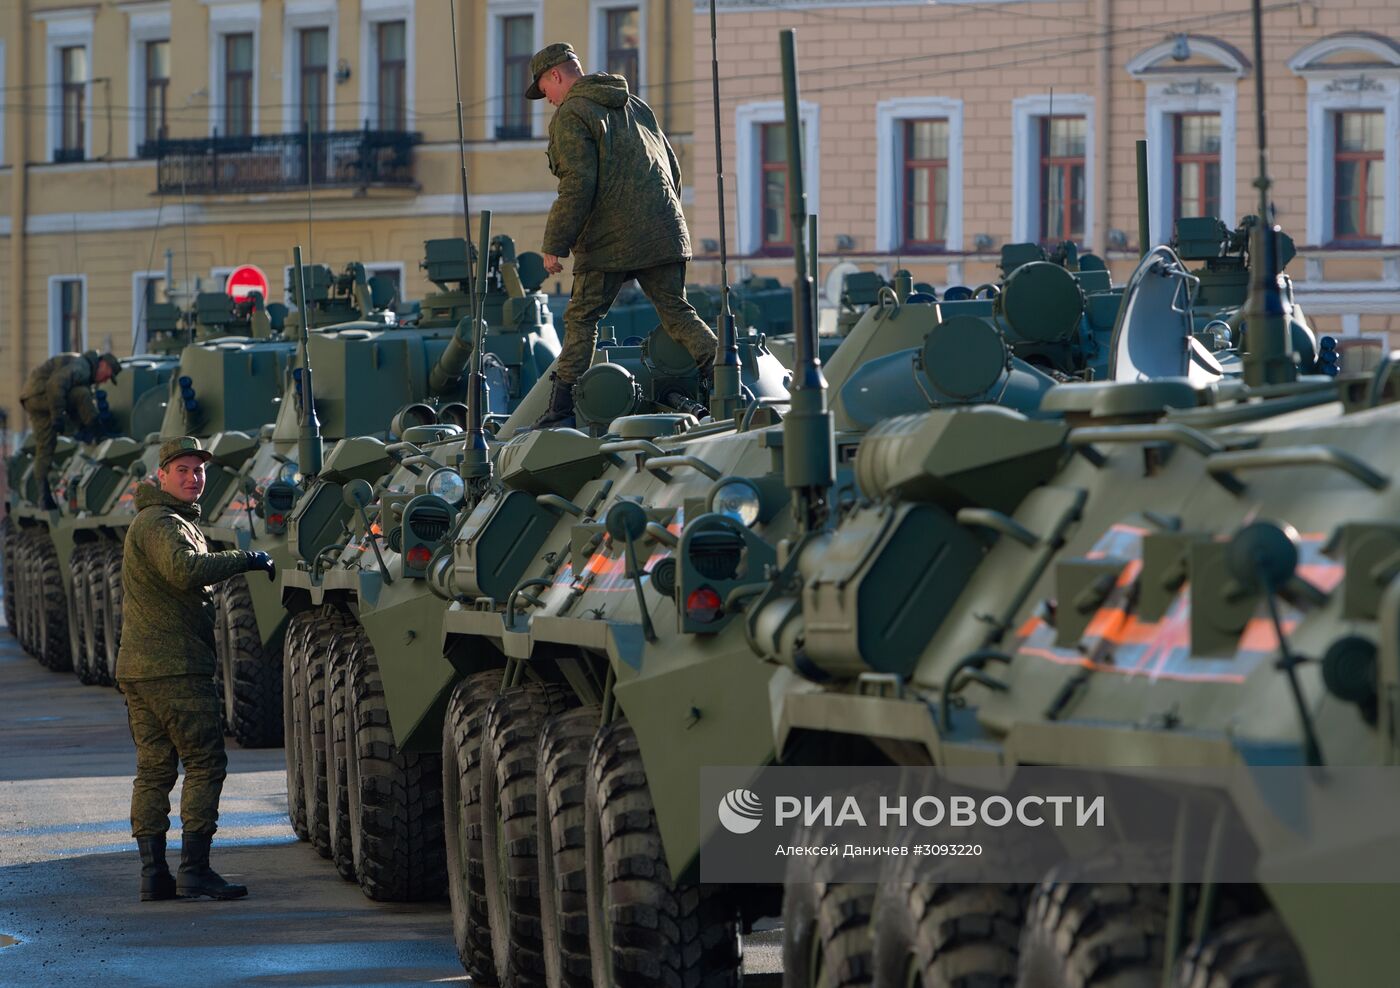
217, 574, 283, 748
101, 547, 123, 686
536, 705, 603, 988
1018, 853, 1169, 988
68, 547, 93, 683
1, 515, 17, 636
84, 547, 110, 686
25, 535, 44, 658
13, 533, 29, 651
782, 881, 876, 988
1175, 913, 1308, 988
17, 533, 36, 654
283, 609, 317, 842
480, 683, 576, 987
325, 633, 358, 882
584, 719, 740, 987
346, 635, 446, 902
295, 606, 348, 856
442, 669, 502, 981
871, 879, 1024, 988
35, 537, 71, 672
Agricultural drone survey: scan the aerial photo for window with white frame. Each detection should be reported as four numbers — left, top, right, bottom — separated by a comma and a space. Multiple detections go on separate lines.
210, 267, 235, 296
361, 1, 413, 131
486, 1, 542, 142
1128, 35, 1244, 246
132, 272, 165, 353
875, 97, 964, 253
1011, 93, 1095, 247
735, 101, 819, 256
40, 10, 92, 163
127, 5, 170, 157
1290, 34, 1400, 248
208, 4, 260, 138
591, 1, 644, 94
283, 3, 336, 136
367, 263, 404, 305
49, 276, 87, 355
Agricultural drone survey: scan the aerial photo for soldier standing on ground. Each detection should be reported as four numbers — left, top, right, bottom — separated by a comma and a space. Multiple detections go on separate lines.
528, 42, 718, 429
19, 351, 121, 509
116, 436, 276, 901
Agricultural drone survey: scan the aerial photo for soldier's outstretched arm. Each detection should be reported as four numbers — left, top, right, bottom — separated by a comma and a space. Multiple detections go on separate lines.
68, 386, 100, 429
138, 515, 255, 591
541, 111, 598, 260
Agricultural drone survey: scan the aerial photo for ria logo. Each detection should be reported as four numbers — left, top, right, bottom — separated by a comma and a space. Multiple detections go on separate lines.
717, 789, 763, 835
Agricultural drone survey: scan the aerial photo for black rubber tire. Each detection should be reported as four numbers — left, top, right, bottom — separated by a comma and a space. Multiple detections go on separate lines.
100, 547, 123, 687
84, 546, 109, 686
19, 533, 38, 656
871, 880, 1024, 988
443, 669, 504, 983
481, 683, 576, 987
1018, 850, 1170, 988
217, 573, 283, 748
346, 635, 447, 902
14, 532, 32, 653
1176, 913, 1309, 988
1, 515, 17, 636
325, 629, 358, 882
35, 535, 71, 672
537, 705, 602, 988
283, 609, 316, 843
68, 546, 93, 684
782, 881, 876, 988
300, 607, 348, 856
584, 719, 740, 988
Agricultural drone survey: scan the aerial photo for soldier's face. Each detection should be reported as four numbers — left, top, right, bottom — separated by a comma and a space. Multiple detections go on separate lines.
95, 362, 115, 384
540, 61, 579, 107
158, 456, 206, 503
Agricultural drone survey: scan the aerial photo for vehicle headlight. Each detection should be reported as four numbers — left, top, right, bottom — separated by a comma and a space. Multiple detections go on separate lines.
278, 461, 300, 483
710, 478, 761, 528
425, 467, 466, 505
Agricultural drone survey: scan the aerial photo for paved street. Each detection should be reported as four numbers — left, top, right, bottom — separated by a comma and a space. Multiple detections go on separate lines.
0, 603, 781, 986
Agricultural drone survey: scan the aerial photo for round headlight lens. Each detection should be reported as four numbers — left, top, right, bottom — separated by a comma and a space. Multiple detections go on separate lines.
711, 479, 761, 527
426, 467, 466, 505
278, 461, 300, 483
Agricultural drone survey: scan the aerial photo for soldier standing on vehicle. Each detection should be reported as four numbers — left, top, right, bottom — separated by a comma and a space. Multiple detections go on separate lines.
116, 436, 276, 901
19, 350, 121, 509
528, 42, 718, 429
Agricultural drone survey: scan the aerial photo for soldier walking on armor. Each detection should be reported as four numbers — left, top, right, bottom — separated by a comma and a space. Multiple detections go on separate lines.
528, 42, 718, 429
19, 350, 121, 509
116, 436, 276, 901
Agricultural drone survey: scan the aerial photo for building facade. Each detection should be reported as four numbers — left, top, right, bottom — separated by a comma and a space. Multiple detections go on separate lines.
687, 0, 1400, 345
0, 0, 691, 419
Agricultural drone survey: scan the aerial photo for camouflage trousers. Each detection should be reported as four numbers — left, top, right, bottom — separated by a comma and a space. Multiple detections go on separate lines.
26, 407, 57, 485
120, 675, 227, 838
556, 261, 718, 384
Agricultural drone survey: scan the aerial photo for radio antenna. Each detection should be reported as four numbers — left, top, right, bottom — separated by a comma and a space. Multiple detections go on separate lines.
448, 0, 491, 495
708, 0, 741, 420
305, 119, 315, 270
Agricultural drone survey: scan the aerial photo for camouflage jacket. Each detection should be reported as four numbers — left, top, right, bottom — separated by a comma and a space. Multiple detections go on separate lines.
20, 352, 101, 426
542, 73, 690, 274
116, 484, 250, 681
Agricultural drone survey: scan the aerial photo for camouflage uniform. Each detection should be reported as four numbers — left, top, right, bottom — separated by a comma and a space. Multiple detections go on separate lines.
117, 477, 253, 838
19, 352, 106, 482
540, 71, 716, 384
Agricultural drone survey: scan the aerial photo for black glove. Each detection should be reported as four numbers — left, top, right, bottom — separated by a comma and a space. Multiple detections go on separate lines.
245, 550, 276, 582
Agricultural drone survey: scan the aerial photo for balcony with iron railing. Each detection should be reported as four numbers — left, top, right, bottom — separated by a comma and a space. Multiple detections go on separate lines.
141, 126, 422, 195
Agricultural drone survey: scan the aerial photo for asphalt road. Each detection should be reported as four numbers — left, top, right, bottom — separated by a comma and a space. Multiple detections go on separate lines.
0, 607, 781, 986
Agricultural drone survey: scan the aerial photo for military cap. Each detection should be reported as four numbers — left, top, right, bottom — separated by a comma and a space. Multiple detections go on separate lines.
98, 352, 122, 377
158, 435, 213, 469
526, 42, 578, 100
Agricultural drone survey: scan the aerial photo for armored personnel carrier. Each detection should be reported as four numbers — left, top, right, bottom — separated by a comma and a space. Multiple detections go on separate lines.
199, 235, 560, 748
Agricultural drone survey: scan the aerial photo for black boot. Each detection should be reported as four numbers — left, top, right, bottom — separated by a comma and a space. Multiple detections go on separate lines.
137, 835, 176, 902
530, 373, 576, 430
39, 478, 59, 512
176, 834, 248, 900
